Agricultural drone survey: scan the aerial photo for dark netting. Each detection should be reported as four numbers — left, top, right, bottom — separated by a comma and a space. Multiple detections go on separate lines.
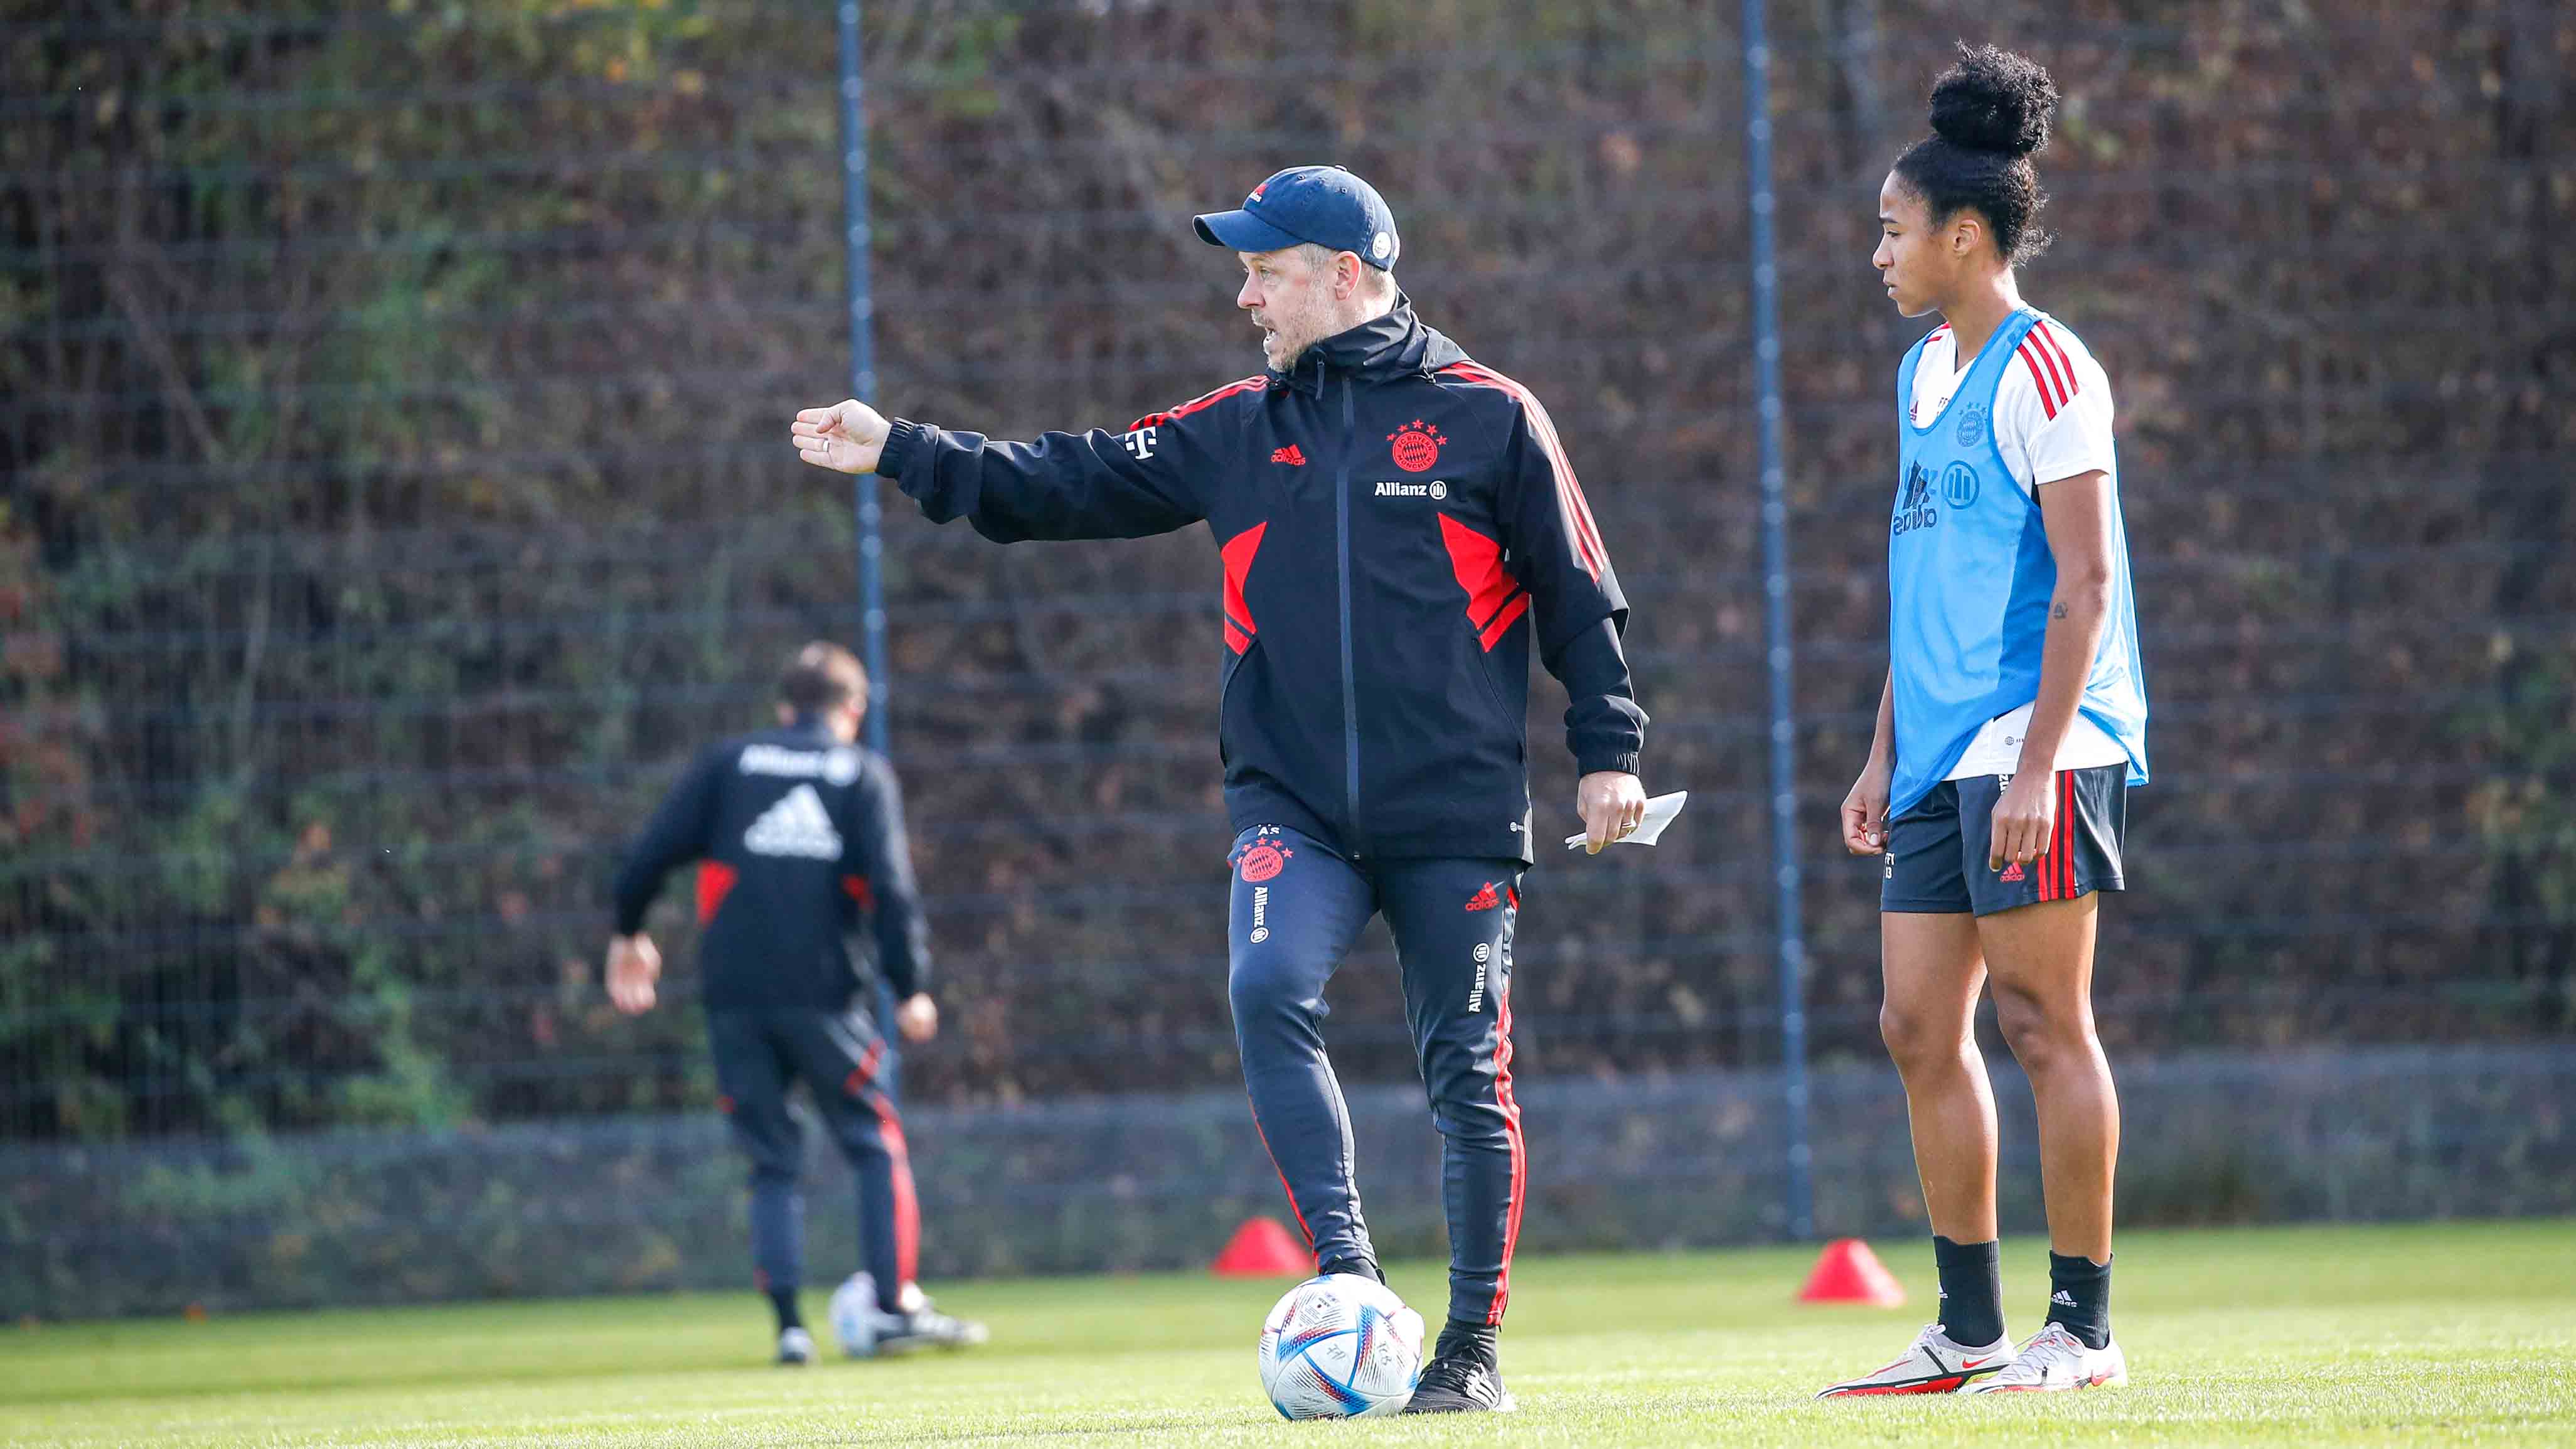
1, 0, 2568, 1313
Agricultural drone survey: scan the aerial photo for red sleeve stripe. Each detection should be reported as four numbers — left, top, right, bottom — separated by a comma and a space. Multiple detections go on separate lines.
2017, 324, 2082, 421
2034, 326, 2079, 404
2017, 341, 2067, 420
2040, 319, 2081, 378
1526, 398, 1611, 582
1438, 361, 1608, 582
1127, 375, 1266, 432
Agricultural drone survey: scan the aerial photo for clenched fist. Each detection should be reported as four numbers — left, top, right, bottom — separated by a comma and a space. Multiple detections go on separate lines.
604, 933, 662, 1016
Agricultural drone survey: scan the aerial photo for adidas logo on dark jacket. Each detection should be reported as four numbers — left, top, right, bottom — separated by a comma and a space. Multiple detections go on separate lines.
612, 722, 929, 1010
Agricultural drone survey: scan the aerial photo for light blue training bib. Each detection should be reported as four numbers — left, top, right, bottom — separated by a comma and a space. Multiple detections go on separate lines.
1886, 309, 2148, 819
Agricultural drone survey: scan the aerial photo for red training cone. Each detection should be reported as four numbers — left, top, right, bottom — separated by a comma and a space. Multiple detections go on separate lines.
1210, 1216, 1313, 1278
1797, 1238, 1907, 1308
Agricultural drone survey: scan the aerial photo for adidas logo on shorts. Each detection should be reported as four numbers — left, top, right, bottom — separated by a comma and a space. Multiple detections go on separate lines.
744, 783, 843, 859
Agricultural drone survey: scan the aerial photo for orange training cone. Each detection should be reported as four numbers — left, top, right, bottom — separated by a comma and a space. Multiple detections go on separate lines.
1798, 1238, 1907, 1307
1211, 1217, 1314, 1278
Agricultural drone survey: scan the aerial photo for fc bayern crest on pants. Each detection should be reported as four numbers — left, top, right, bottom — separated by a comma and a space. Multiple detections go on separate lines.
1234, 826, 1295, 882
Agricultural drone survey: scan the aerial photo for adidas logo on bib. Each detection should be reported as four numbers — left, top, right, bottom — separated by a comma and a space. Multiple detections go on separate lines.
744, 783, 843, 859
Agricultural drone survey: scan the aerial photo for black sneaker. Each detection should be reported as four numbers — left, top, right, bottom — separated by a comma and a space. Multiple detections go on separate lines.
1403, 1350, 1517, 1413
872, 1303, 990, 1354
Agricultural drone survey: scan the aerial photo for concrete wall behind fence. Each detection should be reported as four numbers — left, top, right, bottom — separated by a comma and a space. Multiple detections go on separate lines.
6, 1044, 2568, 1320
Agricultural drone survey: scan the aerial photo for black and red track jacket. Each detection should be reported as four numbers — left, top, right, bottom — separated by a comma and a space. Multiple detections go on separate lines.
877, 299, 1647, 865
612, 720, 929, 1011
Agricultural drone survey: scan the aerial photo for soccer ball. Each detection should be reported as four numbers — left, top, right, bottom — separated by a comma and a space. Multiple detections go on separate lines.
1256, 1273, 1424, 1419
828, 1271, 882, 1358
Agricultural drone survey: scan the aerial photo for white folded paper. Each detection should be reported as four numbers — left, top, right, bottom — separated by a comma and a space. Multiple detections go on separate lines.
1564, 789, 1688, 849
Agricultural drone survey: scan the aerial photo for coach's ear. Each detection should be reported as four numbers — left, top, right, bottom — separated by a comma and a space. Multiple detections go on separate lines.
1330, 249, 1368, 302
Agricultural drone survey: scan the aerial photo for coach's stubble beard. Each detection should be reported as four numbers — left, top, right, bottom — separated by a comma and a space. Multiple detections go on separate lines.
1253, 292, 1334, 373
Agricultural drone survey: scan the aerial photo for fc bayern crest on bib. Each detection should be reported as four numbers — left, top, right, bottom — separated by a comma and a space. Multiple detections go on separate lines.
1387, 420, 1446, 474
1954, 402, 1989, 449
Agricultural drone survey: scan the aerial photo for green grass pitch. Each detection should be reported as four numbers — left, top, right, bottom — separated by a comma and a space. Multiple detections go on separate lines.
6, 1221, 2571, 1446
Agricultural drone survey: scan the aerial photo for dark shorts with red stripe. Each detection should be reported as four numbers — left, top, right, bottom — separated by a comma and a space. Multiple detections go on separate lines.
1881, 764, 2127, 916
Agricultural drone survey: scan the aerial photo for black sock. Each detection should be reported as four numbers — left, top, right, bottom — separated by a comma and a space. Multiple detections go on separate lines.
1932, 1236, 2005, 1347
768, 1286, 803, 1333
1435, 1317, 1499, 1369
2046, 1251, 2112, 1349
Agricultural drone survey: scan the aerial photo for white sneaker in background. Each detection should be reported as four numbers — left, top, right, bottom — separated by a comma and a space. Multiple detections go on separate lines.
829, 1272, 882, 1358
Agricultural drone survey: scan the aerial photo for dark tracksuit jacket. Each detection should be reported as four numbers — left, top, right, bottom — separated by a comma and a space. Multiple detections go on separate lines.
611, 720, 931, 1305
880, 300, 1647, 1327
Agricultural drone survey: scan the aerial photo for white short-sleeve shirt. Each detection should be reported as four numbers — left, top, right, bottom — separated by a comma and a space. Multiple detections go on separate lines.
1907, 311, 2130, 781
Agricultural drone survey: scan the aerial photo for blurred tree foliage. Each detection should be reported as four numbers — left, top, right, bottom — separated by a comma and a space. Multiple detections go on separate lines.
1, 0, 2568, 1142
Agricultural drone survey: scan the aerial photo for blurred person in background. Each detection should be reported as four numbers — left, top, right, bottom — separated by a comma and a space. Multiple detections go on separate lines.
607, 641, 985, 1364
1824, 46, 2149, 1398
790, 165, 1651, 1413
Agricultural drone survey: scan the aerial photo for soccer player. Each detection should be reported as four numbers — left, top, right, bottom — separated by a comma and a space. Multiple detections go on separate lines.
791, 166, 1651, 1413
1819, 47, 2149, 1397
607, 642, 985, 1364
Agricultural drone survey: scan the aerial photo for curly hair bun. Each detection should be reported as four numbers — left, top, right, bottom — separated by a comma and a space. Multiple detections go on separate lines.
1927, 43, 2057, 159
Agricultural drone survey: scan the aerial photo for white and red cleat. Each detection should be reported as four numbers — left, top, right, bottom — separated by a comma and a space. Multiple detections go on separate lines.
1961, 1322, 2127, 1393
1816, 1322, 2012, 1398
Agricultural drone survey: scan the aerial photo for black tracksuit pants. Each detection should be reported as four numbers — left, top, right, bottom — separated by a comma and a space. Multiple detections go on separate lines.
708, 1007, 917, 1315
1226, 824, 1528, 1327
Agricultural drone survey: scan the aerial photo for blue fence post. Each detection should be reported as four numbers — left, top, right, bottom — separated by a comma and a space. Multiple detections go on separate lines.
836, 0, 887, 753
1740, 0, 1814, 1241
836, 0, 899, 1095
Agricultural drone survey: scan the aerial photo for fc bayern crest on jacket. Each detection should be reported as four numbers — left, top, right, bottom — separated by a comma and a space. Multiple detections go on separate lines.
1388, 419, 1446, 473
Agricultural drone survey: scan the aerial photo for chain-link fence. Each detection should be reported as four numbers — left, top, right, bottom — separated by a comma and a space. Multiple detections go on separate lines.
3, 0, 2570, 1312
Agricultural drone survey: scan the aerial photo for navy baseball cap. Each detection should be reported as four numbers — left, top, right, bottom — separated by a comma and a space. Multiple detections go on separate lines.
1193, 165, 1401, 270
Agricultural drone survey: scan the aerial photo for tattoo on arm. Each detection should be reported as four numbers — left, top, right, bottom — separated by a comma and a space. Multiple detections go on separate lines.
2051, 601, 2069, 620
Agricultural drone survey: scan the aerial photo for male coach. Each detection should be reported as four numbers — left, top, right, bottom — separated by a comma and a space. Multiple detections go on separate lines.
607, 641, 983, 1364
789, 167, 1649, 1412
